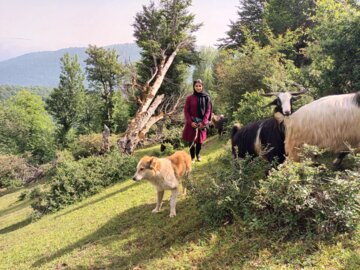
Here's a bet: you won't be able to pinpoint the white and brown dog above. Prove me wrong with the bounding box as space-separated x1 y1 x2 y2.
133 150 192 217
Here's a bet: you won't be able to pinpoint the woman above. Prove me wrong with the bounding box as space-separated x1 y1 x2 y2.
182 79 212 162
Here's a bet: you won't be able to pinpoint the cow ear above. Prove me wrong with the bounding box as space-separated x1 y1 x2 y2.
149 157 160 171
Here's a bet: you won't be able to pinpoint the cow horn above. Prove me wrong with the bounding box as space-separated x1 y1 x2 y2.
261 92 279 97
290 82 308 96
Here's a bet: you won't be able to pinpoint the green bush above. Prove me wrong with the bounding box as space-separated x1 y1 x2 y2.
255 156 360 236
31 151 137 215
232 90 273 126
193 147 360 237
0 154 39 189
192 151 270 225
69 133 120 159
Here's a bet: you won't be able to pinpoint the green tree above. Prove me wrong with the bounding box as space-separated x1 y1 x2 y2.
46 53 85 147
85 45 125 130
307 0 360 96
215 34 300 120
192 46 218 109
112 91 130 133
264 0 315 66
76 91 104 134
219 0 266 48
0 91 56 163
264 0 315 35
118 0 201 153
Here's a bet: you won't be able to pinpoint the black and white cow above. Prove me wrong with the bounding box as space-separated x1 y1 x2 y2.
231 87 307 164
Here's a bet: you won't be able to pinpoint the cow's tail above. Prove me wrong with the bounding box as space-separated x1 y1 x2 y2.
231 123 241 158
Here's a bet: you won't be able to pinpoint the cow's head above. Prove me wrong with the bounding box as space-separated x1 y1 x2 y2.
262 83 307 116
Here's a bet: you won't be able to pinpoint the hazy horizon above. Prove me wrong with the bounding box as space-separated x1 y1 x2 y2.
0 0 239 61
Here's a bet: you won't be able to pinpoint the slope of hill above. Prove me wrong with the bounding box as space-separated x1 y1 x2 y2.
0 43 141 87
0 138 359 269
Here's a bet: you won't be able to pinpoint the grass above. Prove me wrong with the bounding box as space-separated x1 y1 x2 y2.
0 136 359 269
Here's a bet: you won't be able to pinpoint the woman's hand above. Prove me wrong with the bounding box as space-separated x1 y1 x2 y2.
198 123 205 129
191 122 198 128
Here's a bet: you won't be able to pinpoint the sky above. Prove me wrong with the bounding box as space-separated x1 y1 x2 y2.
0 0 240 61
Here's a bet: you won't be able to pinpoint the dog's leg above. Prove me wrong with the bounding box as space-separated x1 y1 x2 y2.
152 190 164 213
182 173 190 196
182 184 187 196
169 188 178 217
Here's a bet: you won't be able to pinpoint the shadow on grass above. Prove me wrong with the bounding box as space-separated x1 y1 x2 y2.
55 181 139 219
0 200 32 218
32 200 333 270
0 217 32 234
32 198 207 269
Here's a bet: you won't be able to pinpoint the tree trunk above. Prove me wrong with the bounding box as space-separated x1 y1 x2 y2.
118 45 182 154
100 124 110 154
118 95 165 154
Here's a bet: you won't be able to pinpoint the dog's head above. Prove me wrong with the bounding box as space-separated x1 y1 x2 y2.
133 156 161 181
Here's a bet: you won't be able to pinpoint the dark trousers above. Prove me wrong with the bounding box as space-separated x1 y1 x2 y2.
189 142 202 159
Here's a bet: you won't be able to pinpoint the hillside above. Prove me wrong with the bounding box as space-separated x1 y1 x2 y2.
0 138 359 270
0 43 141 87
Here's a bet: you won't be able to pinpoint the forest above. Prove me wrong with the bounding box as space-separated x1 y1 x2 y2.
1 0 360 269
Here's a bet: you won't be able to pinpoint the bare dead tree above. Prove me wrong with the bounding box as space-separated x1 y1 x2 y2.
117 41 192 154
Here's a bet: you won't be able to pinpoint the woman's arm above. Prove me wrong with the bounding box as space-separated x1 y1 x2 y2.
202 100 212 126
184 96 192 125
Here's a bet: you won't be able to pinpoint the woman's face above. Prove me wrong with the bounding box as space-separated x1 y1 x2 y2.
194 82 203 93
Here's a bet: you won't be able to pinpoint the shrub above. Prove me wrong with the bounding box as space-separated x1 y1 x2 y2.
31 151 137 215
0 154 40 189
69 133 120 159
232 90 273 126
193 147 360 237
192 151 270 225
255 156 360 236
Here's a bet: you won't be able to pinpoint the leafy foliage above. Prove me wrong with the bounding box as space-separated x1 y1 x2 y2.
192 46 219 110
46 53 86 147
0 91 56 163
0 154 39 188
69 133 120 159
256 155 360 236
232 90 273 126
218 0 266 48
31 151 137 214
307 0 360 96
193 148 360 237
85 45 126 130
76 91 104 134
133 0 201 102
112 91 131 133
0 85 53 101
192 152 270 226
214 34 300 120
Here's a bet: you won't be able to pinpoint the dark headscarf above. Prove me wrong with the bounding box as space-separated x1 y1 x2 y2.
193 79 212 120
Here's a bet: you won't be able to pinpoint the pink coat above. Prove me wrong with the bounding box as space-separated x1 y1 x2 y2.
182 94 212 144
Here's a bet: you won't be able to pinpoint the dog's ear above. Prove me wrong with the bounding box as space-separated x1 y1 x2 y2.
148 157 160 171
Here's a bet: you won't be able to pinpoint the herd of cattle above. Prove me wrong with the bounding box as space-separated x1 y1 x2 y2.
229 84 360 166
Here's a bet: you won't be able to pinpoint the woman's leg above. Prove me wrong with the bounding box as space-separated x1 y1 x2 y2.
189 142 196 160
196 143 202 161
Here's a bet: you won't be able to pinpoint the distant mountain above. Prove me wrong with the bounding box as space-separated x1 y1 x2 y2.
0 43 141 87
